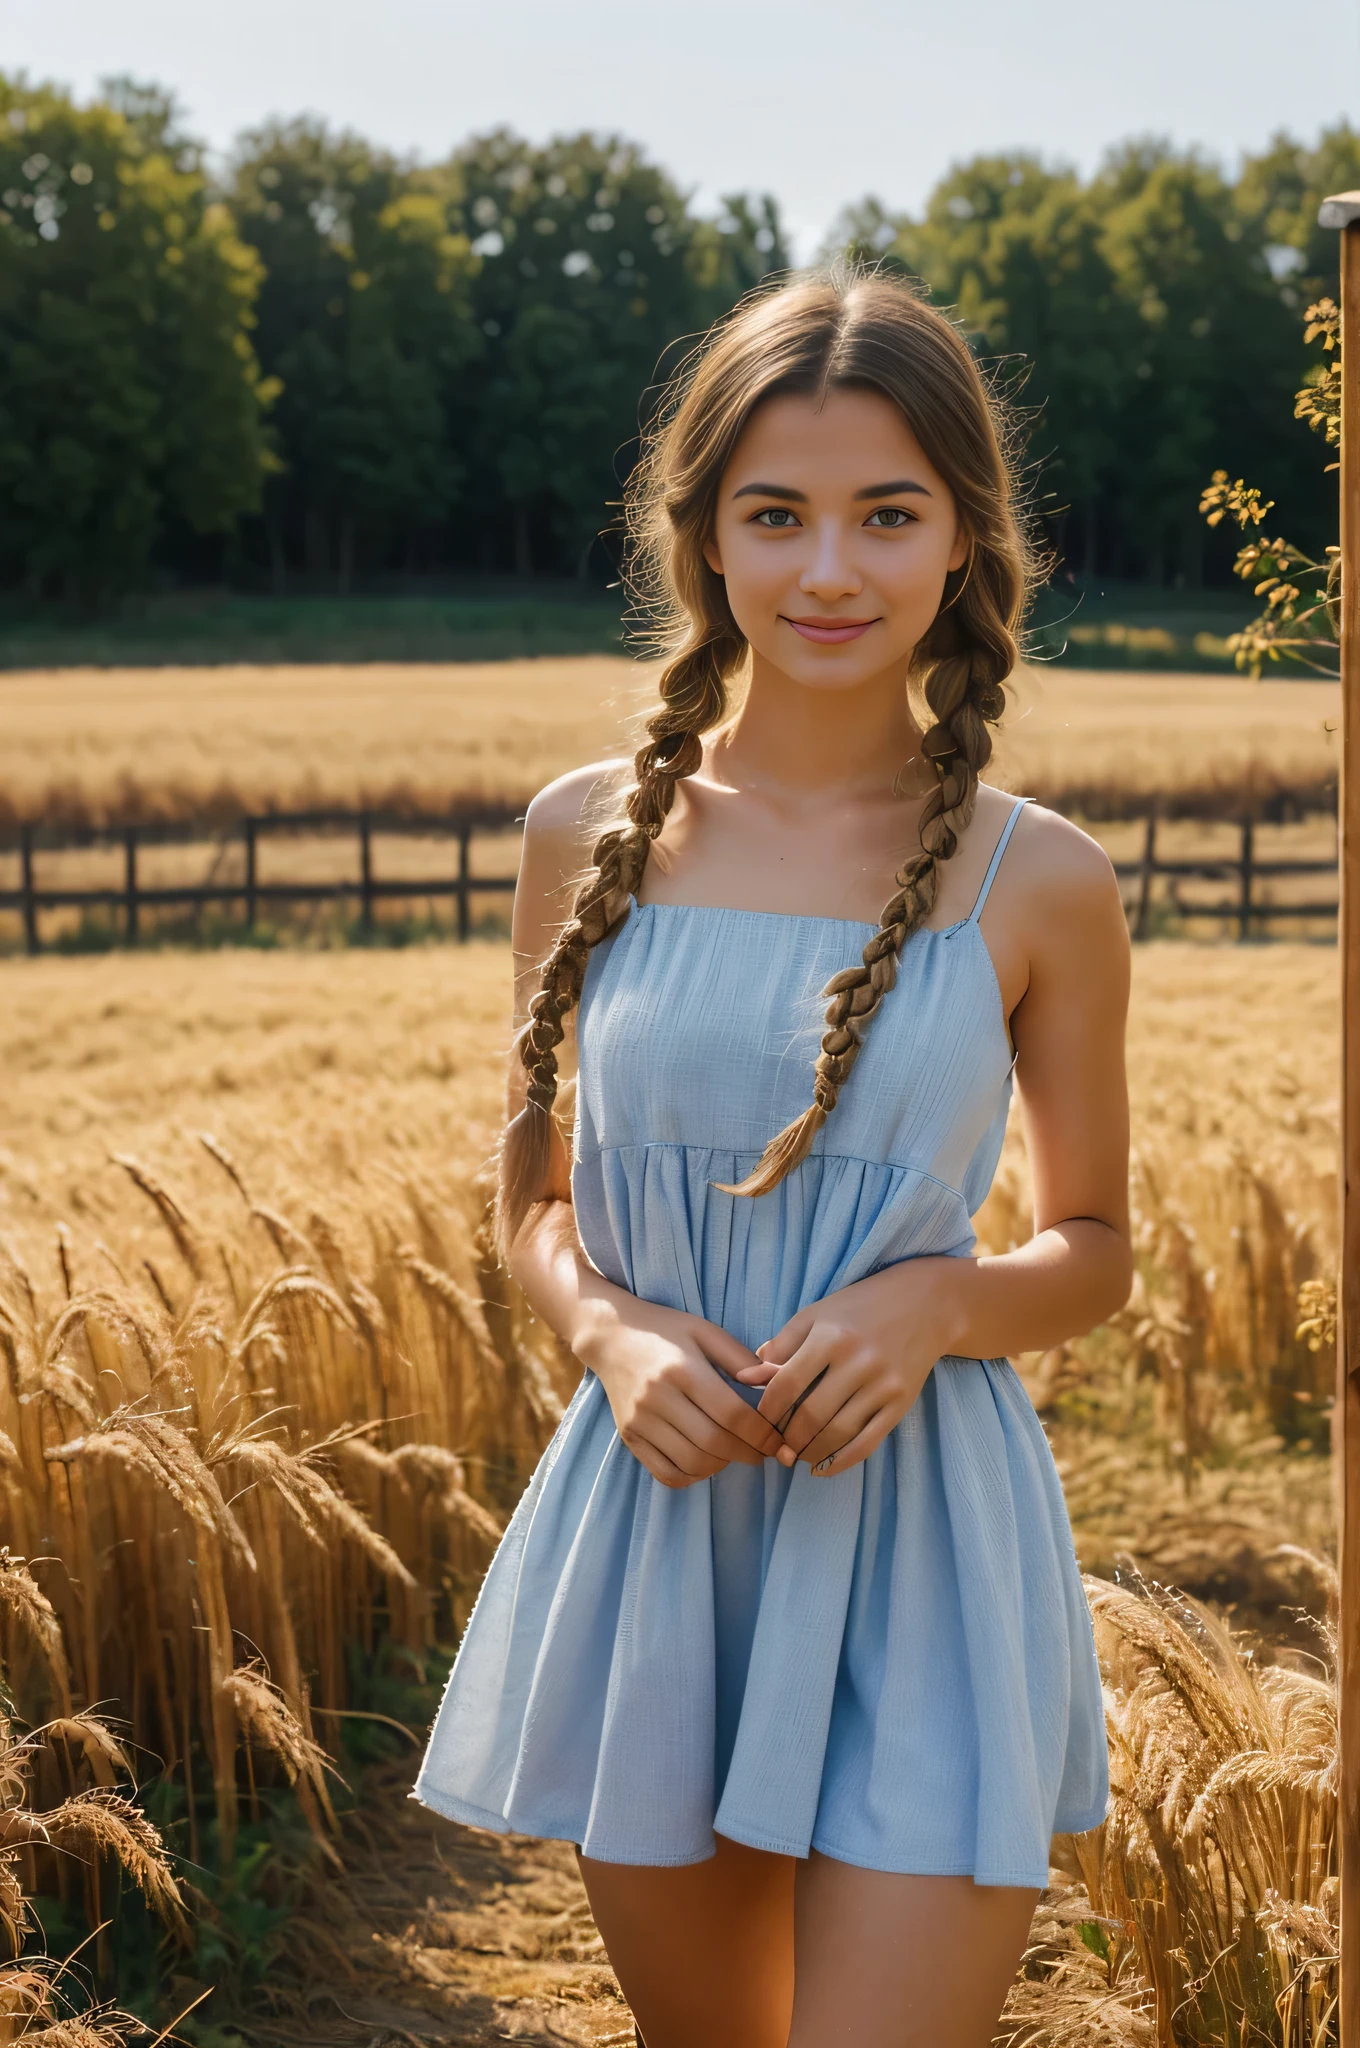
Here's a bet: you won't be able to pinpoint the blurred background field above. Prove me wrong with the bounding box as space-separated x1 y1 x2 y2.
0 578 1260 676
0 655 1340 827
0 657 1341 958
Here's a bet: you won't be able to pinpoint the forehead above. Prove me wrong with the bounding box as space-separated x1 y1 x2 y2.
724 385 937 485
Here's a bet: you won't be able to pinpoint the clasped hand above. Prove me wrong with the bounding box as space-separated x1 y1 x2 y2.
580 1261 958 1489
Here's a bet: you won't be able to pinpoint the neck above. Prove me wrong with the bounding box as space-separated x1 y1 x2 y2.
712 648 923 803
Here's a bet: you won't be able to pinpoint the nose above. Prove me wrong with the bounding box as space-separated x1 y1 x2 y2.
798 518 862 603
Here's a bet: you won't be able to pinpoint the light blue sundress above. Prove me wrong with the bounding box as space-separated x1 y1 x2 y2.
414 795 1110 1886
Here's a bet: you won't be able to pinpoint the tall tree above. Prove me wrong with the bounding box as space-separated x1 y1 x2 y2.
1235 122 1360 303
890 154 1135 577
443 130 787 574
0 74 272 605
227 120 479 587
1092 142 1307 581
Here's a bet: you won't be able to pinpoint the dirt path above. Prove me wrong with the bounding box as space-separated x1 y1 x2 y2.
252 1759 635 2047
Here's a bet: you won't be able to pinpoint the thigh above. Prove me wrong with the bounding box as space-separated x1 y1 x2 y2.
789 1851 1038 2048
577 1833 796 2048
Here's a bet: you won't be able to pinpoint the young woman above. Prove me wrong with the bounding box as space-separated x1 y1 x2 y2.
415 271 1132 2048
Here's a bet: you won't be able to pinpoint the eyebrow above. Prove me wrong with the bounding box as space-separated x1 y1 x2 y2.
855 479 932 500
730 478 933 502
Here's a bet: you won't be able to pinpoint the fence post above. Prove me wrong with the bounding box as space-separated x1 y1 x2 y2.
359 812 374 933
243 818 257 931
19 823 38 956
457 823 471 943
124 827 139 944
1239 816 1255 941
1135 813 1157 940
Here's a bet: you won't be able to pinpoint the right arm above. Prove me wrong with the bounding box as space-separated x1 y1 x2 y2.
504 765 783 1488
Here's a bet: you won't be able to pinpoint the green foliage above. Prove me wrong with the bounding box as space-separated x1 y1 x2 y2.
1078 1917 1112 1962
0 587 626 668
0 75 274 606
1235 121 1360 300
1199 301 1340 676
228 119 479 585
442 129 785 571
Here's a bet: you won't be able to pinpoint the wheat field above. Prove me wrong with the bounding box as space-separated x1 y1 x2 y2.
0 658 1341 830
0 927 1342 2042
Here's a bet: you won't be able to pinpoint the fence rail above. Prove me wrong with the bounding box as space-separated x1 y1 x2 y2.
1 809 520 954
1110 814 1338 938
0 806 1340 952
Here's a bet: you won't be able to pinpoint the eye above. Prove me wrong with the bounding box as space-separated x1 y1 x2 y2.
752 506 801 528
864 506 915 528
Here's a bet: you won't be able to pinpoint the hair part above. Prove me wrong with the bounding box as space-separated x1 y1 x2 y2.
496 266 1038 1257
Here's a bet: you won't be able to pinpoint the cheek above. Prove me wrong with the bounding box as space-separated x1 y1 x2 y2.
711 529 790 624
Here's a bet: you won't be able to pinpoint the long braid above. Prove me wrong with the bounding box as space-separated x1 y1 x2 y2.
496 627 742 1253
717 580 1011 1200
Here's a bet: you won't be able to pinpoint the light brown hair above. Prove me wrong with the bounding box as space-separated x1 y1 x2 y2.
498 268 1038 1255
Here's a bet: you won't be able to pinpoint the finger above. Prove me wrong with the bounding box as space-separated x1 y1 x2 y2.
692 1319 765 1381
754 1306 815 1370
642 1413 729 1482
756 1331 833 1432
655 1390 767 1467
624 1437 700 1489
779 1364 868 1458
795 1388 882 1469
732 1363 780 1387
808 1410 894 1478
682 1364 784 1458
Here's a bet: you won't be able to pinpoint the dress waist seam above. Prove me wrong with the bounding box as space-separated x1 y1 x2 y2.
572 1137 970 1205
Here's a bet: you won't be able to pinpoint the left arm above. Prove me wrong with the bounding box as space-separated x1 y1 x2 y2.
742 813 1133 1475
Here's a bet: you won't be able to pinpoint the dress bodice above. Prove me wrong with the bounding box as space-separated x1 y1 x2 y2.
570 801 1029 1352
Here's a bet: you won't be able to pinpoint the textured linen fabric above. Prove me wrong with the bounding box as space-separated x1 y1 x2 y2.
414 798 1110 1883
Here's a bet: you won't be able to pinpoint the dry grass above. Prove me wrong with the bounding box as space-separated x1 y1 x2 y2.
0 1557 185 2043
0 659 1341 831
0 934 1342 2042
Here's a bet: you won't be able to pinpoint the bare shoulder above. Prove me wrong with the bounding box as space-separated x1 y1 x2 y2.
522 758 629 882
513 759 630 968
1006 799 1125 929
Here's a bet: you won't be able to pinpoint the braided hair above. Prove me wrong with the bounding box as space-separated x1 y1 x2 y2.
498 268 1035 1252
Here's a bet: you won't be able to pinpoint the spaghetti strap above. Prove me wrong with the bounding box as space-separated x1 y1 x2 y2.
968 796 1033 923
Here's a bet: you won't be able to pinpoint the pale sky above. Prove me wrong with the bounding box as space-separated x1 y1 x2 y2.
5 0 1357 256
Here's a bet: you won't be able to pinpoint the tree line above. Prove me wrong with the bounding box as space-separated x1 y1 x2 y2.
1 70 1356 606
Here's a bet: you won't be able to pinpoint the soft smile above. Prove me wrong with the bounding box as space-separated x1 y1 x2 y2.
782 616 879 644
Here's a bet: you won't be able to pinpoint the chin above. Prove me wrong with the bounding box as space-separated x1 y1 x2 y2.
754 636 917 691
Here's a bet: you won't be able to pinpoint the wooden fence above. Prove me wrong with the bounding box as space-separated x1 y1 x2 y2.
0 805 1341 954
1120 813 1338 939
0 808 522 955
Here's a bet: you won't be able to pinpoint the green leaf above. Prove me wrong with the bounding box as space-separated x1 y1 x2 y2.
1079 1918 1112 1961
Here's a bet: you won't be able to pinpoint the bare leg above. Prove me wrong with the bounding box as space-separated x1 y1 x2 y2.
577 1834 795 2048
788 1852 1038 2048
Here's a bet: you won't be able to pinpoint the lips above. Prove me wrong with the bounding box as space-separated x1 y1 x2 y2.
784 617 878 644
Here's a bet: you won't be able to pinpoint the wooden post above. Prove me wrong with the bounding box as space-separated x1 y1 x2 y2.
19 823 38 956
243 818 258 931
359 813 374 933
1239 816 1254 942
123 826 139 944
1134 812 1156 940
1320 188 1360 2046
457 823 471 943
